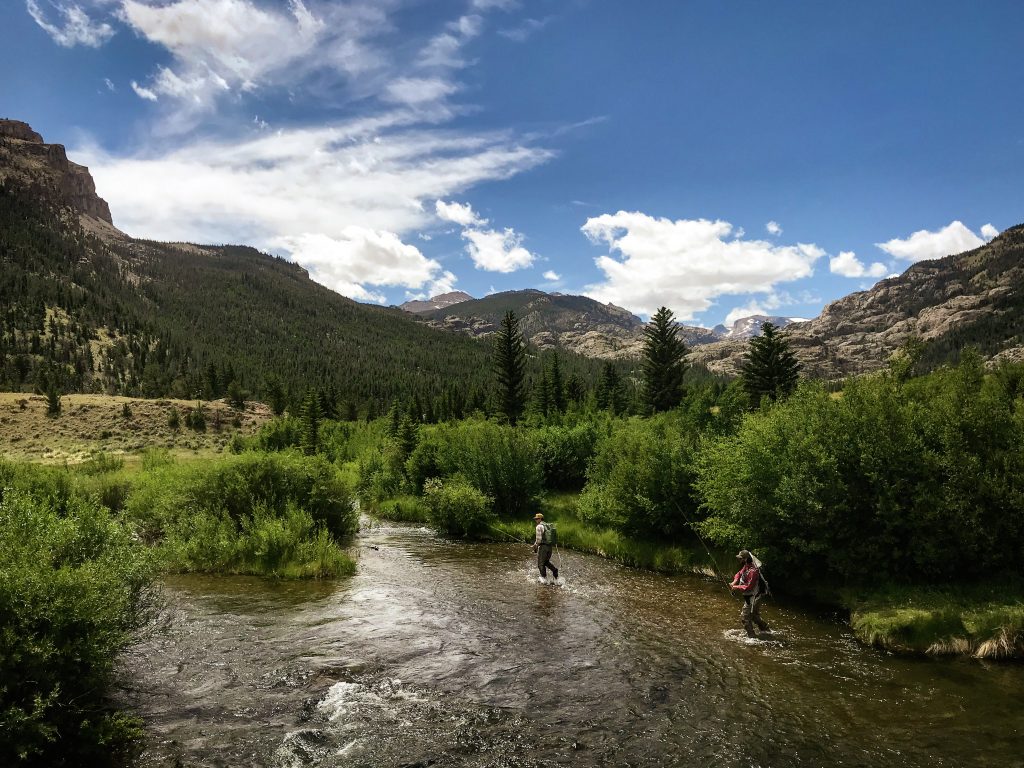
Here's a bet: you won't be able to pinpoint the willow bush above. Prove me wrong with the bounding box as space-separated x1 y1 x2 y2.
697 357 1024 588
0 485 154 765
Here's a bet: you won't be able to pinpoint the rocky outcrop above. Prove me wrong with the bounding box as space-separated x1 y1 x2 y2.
400 291 474 313
691 226 1024 377
0 119 44 143
0 118 113 225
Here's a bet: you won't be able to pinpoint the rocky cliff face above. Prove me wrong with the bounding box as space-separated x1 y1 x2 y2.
0 118 113 225
691 226 1024 377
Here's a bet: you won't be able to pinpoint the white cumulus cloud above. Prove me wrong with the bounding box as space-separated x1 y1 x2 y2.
766 220 782 236
876 220 998 262
543 270 560 281
273 228 443 304
26 0 115 47
829 251 888 279
76 118 552 301
723 300 770 328
580 212 824 319
435 200 486 227
463 227 535 272
435 200 535 272
980 223 1000 240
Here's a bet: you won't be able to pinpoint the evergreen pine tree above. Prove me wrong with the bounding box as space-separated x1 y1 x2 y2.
300 391 322 455
641 306 687 413
547 353 566 412
740 321 801 406
387 402 402 437
205 362 221 399
265 375 287 416
227 379 246 410
565 373 586 405
46 385 61 416
534 373 552 417
492 310 526 426
395 414 419 460
597 361 626 414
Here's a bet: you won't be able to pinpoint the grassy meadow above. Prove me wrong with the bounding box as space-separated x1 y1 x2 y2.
0 392 274 463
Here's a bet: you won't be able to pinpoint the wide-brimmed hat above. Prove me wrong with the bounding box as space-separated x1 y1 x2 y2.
533 513 544 520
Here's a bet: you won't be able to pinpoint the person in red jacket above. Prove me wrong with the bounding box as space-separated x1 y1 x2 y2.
730 549 770 638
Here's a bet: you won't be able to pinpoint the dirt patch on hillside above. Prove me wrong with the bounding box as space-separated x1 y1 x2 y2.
0 393 274 463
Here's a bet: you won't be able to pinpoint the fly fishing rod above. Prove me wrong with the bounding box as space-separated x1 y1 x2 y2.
671 499 741 600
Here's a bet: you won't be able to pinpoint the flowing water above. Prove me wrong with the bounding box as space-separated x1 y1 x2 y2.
120 522 1023 767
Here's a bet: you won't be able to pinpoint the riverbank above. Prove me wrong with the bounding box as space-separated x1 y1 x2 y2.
365 491 1023 660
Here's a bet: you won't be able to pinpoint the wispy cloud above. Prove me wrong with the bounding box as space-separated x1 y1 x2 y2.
581 211 825 319
26 0 115 47
876 220 998 262
499 16 552 42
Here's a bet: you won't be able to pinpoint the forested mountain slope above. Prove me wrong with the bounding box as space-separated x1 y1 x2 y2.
0 120 606 413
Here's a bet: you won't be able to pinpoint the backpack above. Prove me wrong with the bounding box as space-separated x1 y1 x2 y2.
540 522 557 546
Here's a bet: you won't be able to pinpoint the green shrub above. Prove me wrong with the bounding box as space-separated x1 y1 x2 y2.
78 452 125 475
356 445 407 505
0 488 153 765
375 494 430 523
535 422 598 490
123 452 358 575
696 360 1024 589
441 421 544 518
423 476 495 538
577 413 701 539
159 500 355 578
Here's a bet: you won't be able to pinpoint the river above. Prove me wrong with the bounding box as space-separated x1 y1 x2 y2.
119 521 1023 767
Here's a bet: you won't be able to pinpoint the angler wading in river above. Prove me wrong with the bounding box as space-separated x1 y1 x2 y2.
730 549 771 638
532 513 561 585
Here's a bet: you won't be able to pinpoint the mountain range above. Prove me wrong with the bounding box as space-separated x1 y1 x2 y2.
0 119 608 410
2 117 1022 399
399 290 806 359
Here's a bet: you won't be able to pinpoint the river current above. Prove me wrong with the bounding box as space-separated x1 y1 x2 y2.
119 521 1023 767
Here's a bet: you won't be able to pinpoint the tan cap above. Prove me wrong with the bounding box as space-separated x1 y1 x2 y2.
533 513 544 519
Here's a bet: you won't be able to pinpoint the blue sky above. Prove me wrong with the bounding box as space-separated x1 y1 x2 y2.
3 0 1022 326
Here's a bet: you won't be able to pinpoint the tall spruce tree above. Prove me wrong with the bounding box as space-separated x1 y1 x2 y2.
547 353 566 413
596 361 626 414
740 321 801 405
300 390 322 455
565 373 586 405
641 306 687 413
493 309 526 425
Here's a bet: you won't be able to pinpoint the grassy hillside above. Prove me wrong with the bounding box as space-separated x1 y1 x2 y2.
0 392 272 462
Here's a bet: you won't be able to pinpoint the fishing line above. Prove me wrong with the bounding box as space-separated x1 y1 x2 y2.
671 499 740 600
488 523 528 544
